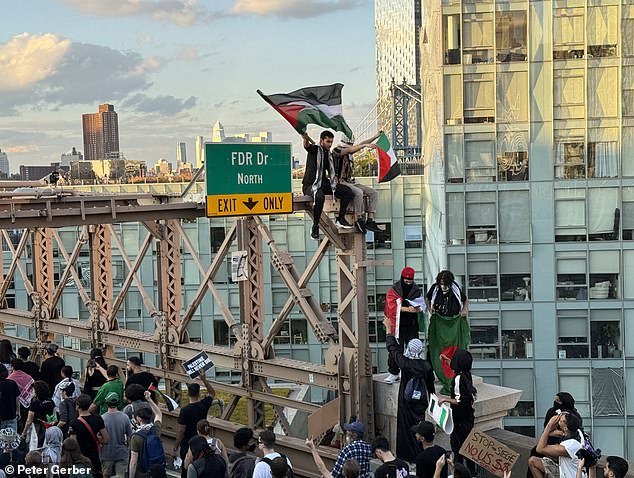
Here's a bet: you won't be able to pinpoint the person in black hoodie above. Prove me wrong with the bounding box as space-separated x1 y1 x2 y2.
383 267 424 383
228 427 256 478
439 349 476 474
384 317 435 463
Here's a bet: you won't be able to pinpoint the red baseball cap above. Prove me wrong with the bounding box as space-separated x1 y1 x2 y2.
401 267 415 280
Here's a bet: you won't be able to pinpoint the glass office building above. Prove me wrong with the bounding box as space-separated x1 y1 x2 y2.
420 0 634 456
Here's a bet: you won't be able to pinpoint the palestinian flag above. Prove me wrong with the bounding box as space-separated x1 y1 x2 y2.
148 384 179 412
257 84 353 138
375 132 400 183
427 313 471 395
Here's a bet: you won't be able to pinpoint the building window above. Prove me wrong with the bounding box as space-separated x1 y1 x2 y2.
553 7 585 59
469 311 499 359
589 250 619 299
554 68 585 120
588 188 618 241
501 311 532 359
587 6 618 58
555 142 585 179
496 11 527 63
559 369 591 418
588 67 619 119
463 12 493 64
591 310 622 359
555 188 586 241
503 368 534 416
556 252 587 300
446 134 464 182
624 5 634 57
500 252 530 302
622 67 634 118
444 74 463 125
213 320 229 346
588 142 618 178
623 187 634 239
465 133 496 182
443 14 461 65
558 310 589 358
466 191 496 244
497 71 529 124
497 132 529 181
591 368 624 417
404 224 423 248
210 226 226 253
467 253 498 302
464 74 495 124
366 223 391 249
499 190 530 244
447 193 465 244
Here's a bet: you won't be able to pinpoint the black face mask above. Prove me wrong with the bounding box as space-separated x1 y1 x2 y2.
248 443 257 453
553 401 561 411
401 279 413 297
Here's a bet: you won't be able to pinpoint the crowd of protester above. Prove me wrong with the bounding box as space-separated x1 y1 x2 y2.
0 331 626 478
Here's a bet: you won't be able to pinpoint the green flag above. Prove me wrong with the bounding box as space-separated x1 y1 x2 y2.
427 313 471 395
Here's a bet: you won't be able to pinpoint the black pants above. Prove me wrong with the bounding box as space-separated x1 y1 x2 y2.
451 419 476 475
304 183 353 227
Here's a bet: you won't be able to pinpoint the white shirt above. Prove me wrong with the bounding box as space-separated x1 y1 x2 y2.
252 452 292 478
559 436 584 478
52 378 81 409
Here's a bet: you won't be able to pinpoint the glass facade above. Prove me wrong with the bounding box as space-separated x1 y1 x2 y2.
421 0 634 457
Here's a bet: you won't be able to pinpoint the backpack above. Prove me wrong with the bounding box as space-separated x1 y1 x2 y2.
261 454 294 478
229 454 256 478
404 375 427 406
135 425 166 473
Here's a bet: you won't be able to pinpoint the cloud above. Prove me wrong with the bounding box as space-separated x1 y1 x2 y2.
0 33 196 118
0 33 72 94
229 0 366 18
3 145 40 153
123 94 197 115
60 0 208 26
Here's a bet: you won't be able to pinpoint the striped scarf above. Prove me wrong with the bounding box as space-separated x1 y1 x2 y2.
311 146 337 203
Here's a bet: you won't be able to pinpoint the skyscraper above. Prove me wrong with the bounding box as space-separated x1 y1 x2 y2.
375 0 421 132
60 147 83 168
82 104 120 161
176 142 187 165
0 149 8 177
211 121 226 143
195 135 204 169
420 0 633 454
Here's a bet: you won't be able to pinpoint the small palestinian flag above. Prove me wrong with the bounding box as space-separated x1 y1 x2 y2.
375 132 401 183
149 384 179 412
257 84 353 138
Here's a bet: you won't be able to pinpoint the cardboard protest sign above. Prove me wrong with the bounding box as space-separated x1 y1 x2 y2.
459 429 520 478
183 351 214 379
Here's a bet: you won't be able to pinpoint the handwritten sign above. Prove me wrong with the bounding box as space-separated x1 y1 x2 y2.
459 430 520 478
182 351 214 379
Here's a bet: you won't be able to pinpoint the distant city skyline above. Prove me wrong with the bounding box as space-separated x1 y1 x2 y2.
0 0 376 173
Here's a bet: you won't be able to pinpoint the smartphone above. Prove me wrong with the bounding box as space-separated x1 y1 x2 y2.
445 451 453 461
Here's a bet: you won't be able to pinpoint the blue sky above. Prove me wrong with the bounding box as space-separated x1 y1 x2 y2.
0 0 376 172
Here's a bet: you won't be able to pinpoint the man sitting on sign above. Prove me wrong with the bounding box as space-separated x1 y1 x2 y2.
425 270 470 395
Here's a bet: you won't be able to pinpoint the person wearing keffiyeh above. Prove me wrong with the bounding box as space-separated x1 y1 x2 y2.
301 130 354 241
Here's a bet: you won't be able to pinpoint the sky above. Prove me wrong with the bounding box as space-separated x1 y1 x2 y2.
0 0 377 173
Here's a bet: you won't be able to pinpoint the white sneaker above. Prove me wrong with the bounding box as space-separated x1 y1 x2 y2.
383 373 400 384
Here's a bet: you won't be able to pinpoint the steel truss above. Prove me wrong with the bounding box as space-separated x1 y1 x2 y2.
0 191 375 477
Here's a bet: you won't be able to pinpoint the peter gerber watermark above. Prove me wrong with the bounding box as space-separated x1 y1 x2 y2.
5 464 92 475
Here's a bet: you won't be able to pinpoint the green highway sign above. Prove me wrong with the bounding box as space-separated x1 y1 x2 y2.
205 143 293 217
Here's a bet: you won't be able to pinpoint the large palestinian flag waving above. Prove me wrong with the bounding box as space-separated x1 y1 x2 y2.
375 132 401 183
257 84 353 139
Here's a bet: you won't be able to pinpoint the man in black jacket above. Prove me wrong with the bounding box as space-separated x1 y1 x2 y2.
228 427 256 478
302 130 354 240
